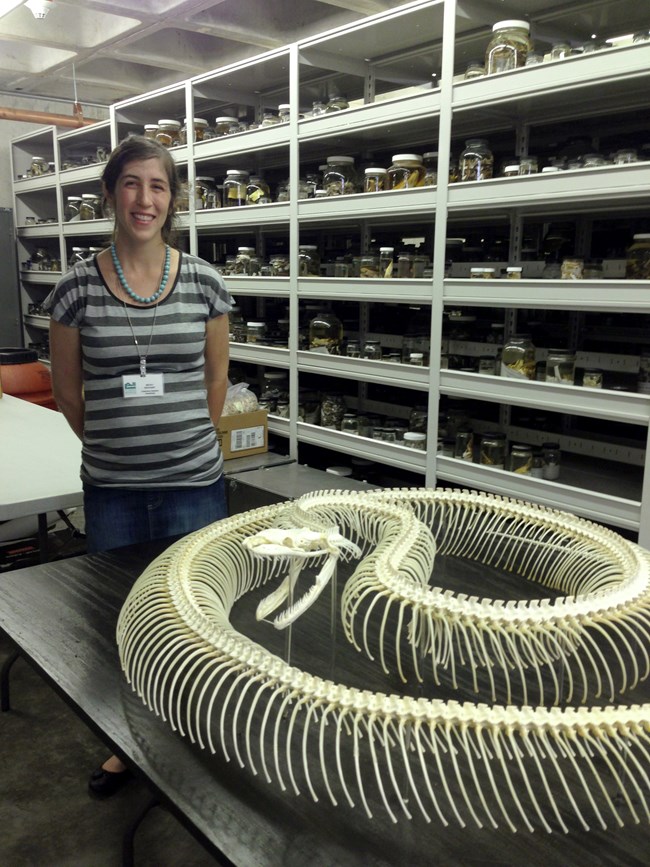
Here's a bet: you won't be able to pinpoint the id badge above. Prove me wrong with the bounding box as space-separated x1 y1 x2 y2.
122 373 165 398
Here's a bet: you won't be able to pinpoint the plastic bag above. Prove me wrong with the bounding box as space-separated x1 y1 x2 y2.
222 382 259 415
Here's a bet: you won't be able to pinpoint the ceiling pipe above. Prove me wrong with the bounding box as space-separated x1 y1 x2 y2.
0 103 96 128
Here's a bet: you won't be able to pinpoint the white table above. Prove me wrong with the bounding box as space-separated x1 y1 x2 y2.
0 395 82 559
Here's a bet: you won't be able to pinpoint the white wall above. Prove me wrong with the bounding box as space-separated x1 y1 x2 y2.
0 95 109 206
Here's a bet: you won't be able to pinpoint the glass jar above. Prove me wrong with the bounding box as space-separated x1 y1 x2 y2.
485 20 532 75
542 442 561 480
246 176 271 205
561 258 584 280
502 164 520 177
387 154 425 190
470 267 496 279
363 339 382 360
233 247 257 275
320 392 346 429
582 369 603 389
464 62 485 80
409 405 428 433
582 153 607 168
299 245 320 276
278 104 291 123
270 254 290 277
506 266 523 279
341 412 359 435
364 167 387 193
195 176 218 210
550 43 572 60
460 138 494 181
403 432 426 451
510 443 533 474
545 349 576 384
379 247 394 279
454 429 474 461
180 117 209 144
260 110 280 128
408 352 424 366
525 53 543 66
223 170 249 207
613 149 638 165
228 307 247 343
359 253 381 278
29 155 49 176
143 124 159 141
480 432 507 468
324 156 358 196
412 255 429 278
326 95 349 112
262 369 288 399
626 234 650 279
345 339 361 358
64 196 82 222
311 100 326 117
246 321 267 343
501 334 536 379
422 151 438 186
478 355 497 375
309 310 343 354
79 193 100 221
519 156 538 175
68 246 88 268
638 354 650 394
155 119 181 148
214 116 239 137
397 252 414 279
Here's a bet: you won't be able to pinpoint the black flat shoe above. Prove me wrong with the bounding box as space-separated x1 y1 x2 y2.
88 765 132 798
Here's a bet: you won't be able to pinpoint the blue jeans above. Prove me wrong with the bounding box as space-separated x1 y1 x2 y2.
83 476 227 553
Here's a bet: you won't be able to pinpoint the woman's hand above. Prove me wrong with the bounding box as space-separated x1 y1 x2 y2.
49 320 84 439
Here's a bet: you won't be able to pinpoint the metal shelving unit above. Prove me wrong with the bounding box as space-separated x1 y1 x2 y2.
10 0 650 543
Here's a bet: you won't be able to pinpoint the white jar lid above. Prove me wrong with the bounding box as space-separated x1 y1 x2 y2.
365 167 387 174
380 247 394 252
264 370 287 379
471 267 495 272
278 103 291 110
410 353 424 358
144 124 159 130
67 195 82 200
493 19 530 31
157 119 181 127
507 266 523 271
81 193 98 199
247 321 265 327
299 244 318 250
423 151 439 158
504 164 520 172
195 176 215 182
326 155 355 163
392 153 423 162
226 169 249 175
633 233 650 239
404 432 426 440
541 166 561 173
183 117 208 125
237 246 256 252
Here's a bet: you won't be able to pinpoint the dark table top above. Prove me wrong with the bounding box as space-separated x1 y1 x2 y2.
1 542 649 867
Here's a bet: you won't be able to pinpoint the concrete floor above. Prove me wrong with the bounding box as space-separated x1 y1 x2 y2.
0 631 220 867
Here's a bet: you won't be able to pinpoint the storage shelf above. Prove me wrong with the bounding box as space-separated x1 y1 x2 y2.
440 370 650 425
20 271 60 285
298 187 436 223
59 165 104 187
297 350 430 390
195 203 290 229
23 314 50 329
62 218 112 237
299 277 433 303
298 422 427 474
229 343 290 367
17 224 60 238
13 175 56 194
227 276 290 297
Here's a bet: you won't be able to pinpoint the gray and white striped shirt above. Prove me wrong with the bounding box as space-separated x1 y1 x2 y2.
45 252 233 489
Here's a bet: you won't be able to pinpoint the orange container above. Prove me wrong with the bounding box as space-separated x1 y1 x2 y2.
0 348 57 410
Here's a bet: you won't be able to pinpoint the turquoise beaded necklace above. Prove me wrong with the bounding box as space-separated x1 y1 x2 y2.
111 243 171 304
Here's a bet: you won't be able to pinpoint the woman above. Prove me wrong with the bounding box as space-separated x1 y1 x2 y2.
45 135 233 796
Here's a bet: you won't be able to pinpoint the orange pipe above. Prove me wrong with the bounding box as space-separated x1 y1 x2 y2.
0 104 97 128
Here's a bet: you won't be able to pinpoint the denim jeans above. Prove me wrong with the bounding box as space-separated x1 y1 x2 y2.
83 476 227 553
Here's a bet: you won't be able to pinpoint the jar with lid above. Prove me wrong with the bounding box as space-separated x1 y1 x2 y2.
79 193 100 221
68 246 88 268
270 254 290 277
320 392 346 429
525 53 543 66
464 62 485 80
519 156 538 175
341 412 359 435
638 353 650 394
359 252 381 278
233 247 257 275
626 234 650 279
180 117 210 144
275 399 290 418
542 442 561 480
454 429 474 461
363 339 382 360
545 349 576 384
561 258 584 279
364 167 387 193
460 139 494 181
506 266 523 279
531 450 545 478
404 432 426 451
582 369 603 389
422 151 438 186
246 321 267 343
480 432 506 468
613 148 638 165
64 196 82 222
228 306 247 343
155 119 181 148
260 110 280 128
502 163 520 177
550 43 572 60
326 95 349 112
387 154 425 190
195 176 218 210
278 104 291 123
299 245 320 276
304 173 319 198
262 370 289 401
485 20 532 74
143 124 159 141
397 252 414 279
379 247 394 279
408 352 424 366
309 310 343 354
470 267 496 279
582 153 607 168
345 338 361 358
324 156 358 196
311 100 326 117
223 170 249 207
478 355 497 375
501 334 536 379
510 443 533 474
409 405 428 433
214 116 239 137
29 156 49 176
246 175 271 205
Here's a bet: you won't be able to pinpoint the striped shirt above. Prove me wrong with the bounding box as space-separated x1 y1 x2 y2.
44 252 233 489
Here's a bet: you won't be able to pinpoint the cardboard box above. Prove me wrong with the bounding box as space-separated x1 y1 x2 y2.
217 409 268 460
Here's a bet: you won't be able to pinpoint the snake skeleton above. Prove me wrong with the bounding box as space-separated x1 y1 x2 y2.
117 488 650 833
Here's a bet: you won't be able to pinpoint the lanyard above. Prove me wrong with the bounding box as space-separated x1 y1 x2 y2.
123 301 158 377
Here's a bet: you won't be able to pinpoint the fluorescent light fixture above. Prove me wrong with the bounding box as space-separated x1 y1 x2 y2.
25 0 52 18
0 0 24 19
